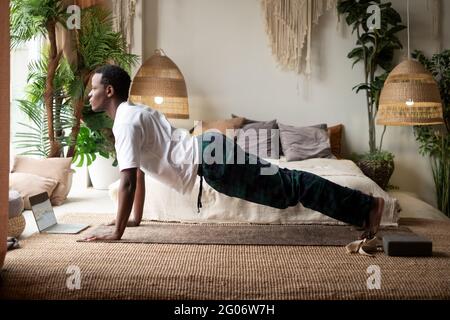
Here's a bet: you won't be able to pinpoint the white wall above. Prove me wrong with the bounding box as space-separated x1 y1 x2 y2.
142 0 449 208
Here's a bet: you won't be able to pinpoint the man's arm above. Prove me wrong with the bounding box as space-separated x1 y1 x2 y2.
131 169 145 226
102 169 145 228
114 168 138 238
85 168 137 241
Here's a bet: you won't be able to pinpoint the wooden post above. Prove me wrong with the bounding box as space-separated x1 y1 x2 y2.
0 0 10 269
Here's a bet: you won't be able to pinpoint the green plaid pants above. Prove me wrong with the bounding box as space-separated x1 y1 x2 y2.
196 132 374 227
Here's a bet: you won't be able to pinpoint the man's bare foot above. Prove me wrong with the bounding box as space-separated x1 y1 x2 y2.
360 197 384 239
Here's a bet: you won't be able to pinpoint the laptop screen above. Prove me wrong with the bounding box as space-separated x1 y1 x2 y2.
29 192 57 231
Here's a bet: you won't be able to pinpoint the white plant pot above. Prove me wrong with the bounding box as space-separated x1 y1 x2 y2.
87 155 121 190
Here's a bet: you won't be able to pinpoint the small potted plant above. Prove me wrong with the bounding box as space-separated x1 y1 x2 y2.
352 150 394 190
337 0 405 189
73 123 119 189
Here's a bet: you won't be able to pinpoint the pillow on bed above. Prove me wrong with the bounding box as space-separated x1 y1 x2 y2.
279 123 334 161
236 119 280 159
328 124 344 159
230 114 344 157
192 117 245 139
233 115 343 159
231 114 268 125
232 114 282 157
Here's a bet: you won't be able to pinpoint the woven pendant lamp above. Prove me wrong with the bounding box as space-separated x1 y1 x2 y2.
129 49 189 119
376 59 444 126
376 0 444 126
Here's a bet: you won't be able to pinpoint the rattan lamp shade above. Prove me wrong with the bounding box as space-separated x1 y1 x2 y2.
376 59 444 126
129 49 189 119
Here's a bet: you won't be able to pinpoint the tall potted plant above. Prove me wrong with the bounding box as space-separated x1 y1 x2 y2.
11 0 69 157
413 50 450 217
65 6 138 158
12 1 137 163
337 0 405 189
14 51 75 157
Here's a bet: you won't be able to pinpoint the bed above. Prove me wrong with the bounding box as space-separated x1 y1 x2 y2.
109 157 401 227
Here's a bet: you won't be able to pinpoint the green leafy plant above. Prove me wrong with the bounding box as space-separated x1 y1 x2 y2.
72 126 116 167
11 0 70 157
413 50 450 216
350 150 395 190
65 6 138 158
337 0 406 154
14 51 75 156
337 0 406 190
353 150 394 163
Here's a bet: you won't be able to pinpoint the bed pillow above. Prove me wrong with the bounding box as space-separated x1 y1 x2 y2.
11 156 73 206
231 114 265 125
192 117 245 139
9 172 59 209
231 115 343 158
232 114 281 157
328 124 344 159
279 123 334 161
236 119 280 159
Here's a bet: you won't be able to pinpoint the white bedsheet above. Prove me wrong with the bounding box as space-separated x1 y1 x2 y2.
109 158 401 226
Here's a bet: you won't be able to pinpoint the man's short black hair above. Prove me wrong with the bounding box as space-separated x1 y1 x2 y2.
95 65 131 102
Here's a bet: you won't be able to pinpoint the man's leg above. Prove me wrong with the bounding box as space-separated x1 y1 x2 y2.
199 132 376 228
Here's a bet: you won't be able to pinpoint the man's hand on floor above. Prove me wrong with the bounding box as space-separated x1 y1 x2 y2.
84 229 122 241
104 219 140 227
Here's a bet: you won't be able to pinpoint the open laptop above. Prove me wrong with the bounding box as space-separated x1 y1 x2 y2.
29 192 89 234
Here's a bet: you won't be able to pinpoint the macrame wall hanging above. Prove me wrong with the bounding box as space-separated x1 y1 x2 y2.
427 0 441 47
261 0 337 75
112 0 137 53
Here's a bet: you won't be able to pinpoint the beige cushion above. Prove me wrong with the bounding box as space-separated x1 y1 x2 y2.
9 172 59 209
192 117 245 139
11 156 73 206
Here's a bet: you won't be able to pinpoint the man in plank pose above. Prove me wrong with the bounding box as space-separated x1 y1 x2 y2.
84 65 384 242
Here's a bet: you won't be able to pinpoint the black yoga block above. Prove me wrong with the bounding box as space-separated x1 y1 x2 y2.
383 234 433 257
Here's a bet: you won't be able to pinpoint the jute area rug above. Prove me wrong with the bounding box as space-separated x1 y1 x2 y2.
80 221 413 245
1 214 449 300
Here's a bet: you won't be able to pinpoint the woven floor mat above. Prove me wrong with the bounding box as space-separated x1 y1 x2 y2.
1 214 449 300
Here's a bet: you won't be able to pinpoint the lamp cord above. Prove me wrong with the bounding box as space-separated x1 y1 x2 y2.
407 0 411 59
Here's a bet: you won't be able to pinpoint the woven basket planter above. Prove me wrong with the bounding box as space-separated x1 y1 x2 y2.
8 214 26 238
356 159 395 190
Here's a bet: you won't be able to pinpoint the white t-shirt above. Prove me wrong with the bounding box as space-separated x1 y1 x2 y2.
113 102 199 194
